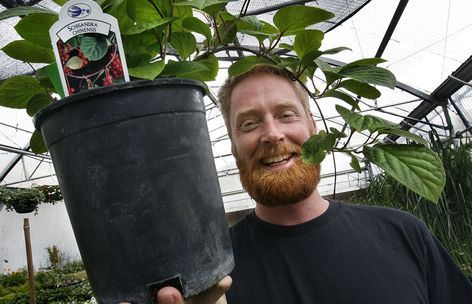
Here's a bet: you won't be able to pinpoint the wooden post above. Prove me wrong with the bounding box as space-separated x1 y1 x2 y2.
23 218 35 304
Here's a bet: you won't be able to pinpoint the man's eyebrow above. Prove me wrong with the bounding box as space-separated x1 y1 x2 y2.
234 107 258 120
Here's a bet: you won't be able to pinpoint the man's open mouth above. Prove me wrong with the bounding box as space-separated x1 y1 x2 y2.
261 153 296 166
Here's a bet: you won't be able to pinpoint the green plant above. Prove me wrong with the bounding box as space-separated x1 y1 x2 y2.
34 185 63 204
351 138 472 278
0 0 445 202
0 186 45 214
46 245 64 270
0 260 92 304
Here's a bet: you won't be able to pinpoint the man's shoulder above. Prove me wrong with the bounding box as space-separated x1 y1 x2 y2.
336 200 429 233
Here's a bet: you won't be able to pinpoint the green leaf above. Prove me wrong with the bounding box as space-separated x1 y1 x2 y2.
170 32 197 60
14 13 57 48
27 94 52 117
183 54 218 81
273 5 334 36
45 63 64 98
293 30 324 59
122 31 159 57
174 0 229 16
237 18 277 44
336 105 396 132
128 60 165 80
127 0 160 22
343 151 362 173
161 60 209 77
340 58 386 70
79 36 108 61
107 0 135 32
30 130 48 154
182 17 212 42
339 65 397 89
322 90 359 110
228 56 273 77
379 128 428 145
301 130 337 164
363 144 446 203
53 0 68 5
0 7 56 21
0 76 44 109
339 79 381 99
172 5 193 31
215 19 237 45
2 40 54 63
329 127 347 139
122 17 175 35
322 47 351 55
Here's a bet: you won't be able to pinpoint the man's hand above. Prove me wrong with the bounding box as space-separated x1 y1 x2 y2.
157 276 232 304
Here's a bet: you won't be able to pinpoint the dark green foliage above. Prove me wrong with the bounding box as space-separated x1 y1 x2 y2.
351 140 472 277
0 261 92 303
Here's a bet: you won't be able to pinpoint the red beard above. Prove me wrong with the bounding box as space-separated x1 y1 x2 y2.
235 143 321 207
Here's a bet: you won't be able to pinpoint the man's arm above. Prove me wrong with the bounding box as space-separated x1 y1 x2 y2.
157 276 232 304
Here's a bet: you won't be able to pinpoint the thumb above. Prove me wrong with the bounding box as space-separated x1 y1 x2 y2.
157 286 184 304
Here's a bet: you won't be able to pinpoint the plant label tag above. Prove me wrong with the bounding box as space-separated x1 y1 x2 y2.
49 0 130 97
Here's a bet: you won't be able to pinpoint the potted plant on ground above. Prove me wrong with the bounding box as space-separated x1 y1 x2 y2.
0 0 446 302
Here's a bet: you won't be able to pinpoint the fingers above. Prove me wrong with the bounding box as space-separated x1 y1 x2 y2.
188 276 232 304
156 276 232 304
157 286 184 304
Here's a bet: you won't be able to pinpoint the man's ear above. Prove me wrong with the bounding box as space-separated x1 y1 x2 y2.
309 112 317 134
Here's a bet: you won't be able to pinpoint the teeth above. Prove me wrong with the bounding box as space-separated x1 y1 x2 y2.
263 154 291 165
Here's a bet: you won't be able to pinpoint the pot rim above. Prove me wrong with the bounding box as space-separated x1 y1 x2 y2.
33 78 207 130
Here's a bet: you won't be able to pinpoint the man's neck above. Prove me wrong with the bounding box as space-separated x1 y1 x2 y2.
254 190 329 225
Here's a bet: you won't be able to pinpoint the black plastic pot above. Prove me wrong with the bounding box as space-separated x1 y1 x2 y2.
34 79 234 303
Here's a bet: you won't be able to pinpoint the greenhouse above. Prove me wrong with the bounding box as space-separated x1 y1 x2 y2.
0 0 471 303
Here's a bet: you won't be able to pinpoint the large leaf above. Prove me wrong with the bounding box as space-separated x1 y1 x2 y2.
182 16 212 42
45 63 64 98
107 0 135 32
273 5 334 36
26 94 52 117
175 0 229 16
293 30 324 59
79 36 108 61
339 65 396 89
30 130 48 154
0 7 56 21
161 60 209 77
339 79 381 99
363 144 446 203
14 13 58 48
182 54 218 81
322 90 359 110
340 58 386 70
228 56 273 77
122 31 159 57
301 130 341 164
237 18 278 44
2 40 54 63
336 105 396 132
127 0 160 22
170 32 197 60
128 60 165 80
0 76 44 109
122 17 174 35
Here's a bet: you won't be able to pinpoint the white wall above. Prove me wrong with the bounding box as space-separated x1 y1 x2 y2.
0 202 81 274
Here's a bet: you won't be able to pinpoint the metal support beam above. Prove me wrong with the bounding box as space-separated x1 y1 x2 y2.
375 0 408 58
386 55 472 142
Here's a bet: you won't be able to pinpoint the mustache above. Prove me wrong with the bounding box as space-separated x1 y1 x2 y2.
252 143 302 162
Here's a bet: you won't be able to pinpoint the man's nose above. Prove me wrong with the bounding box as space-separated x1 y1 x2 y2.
261 118 285 144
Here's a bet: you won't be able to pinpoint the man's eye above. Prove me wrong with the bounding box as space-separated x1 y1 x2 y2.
279 112 297 120
240 120 258 130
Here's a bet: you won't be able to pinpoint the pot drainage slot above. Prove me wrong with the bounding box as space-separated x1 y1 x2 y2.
148 275 183 303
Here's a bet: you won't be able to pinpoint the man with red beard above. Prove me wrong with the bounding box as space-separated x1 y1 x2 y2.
157 65 472 304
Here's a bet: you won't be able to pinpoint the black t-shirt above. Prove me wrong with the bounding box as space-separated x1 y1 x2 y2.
227 201 472 304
